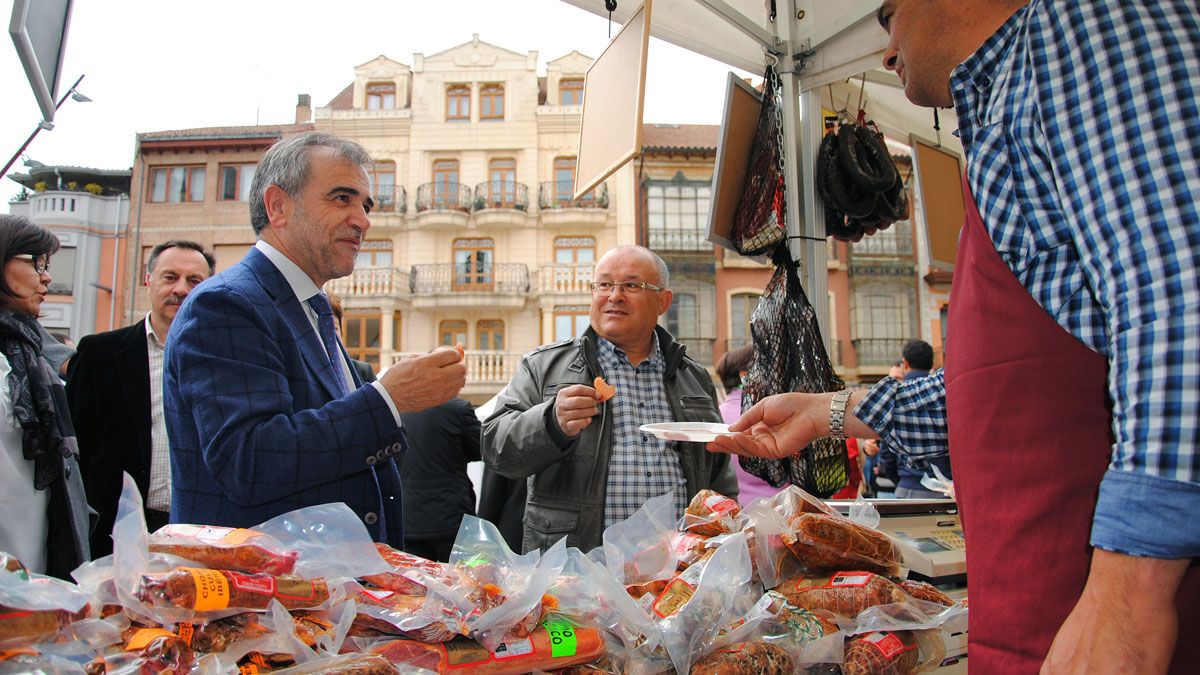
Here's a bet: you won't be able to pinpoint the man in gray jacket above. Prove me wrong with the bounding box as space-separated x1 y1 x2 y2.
483 245 737 553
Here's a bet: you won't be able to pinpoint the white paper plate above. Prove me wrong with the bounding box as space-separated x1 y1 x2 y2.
639 422 731 442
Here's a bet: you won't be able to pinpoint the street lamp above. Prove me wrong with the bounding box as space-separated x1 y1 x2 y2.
1 73 91 181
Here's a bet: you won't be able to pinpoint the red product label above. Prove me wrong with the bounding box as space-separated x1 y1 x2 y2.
227 571 275 596
704 494 738 515
863 632 914 659
830 572 874 587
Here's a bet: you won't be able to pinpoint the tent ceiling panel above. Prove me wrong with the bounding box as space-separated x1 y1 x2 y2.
561 0 772 72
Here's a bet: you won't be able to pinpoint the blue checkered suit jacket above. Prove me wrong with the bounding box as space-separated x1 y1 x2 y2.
164 247 404 542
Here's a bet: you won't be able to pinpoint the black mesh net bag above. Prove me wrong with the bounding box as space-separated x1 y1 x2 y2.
738 255 851 497
730 66 787 257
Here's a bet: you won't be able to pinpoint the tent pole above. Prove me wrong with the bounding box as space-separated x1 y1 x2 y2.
777 0 830 340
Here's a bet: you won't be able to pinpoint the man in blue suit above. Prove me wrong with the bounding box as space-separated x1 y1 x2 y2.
164 132 466 544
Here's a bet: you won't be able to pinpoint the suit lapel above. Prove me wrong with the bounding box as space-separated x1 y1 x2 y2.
244 248 343 401
116 320 153 469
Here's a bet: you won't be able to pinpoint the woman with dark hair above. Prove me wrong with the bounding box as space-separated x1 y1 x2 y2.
0 215 90 577
715 345 782 505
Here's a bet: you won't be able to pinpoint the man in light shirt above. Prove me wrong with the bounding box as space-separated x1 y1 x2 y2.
68 240 214 556
164 132 465 543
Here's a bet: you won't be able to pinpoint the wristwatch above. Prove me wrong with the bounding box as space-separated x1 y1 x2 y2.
828 390 852 439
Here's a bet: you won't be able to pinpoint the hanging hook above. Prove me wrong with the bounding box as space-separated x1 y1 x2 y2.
606 0 617 38
764 49 780 68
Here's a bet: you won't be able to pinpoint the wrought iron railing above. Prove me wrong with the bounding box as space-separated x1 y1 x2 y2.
415 182 472 213
852 337 907 366
473 181 529 211
538 181 609 209
536 264 593 294
848 221 913 256
409 263 530 295
648 229 712 252
325 267 408 297
372 185 407 214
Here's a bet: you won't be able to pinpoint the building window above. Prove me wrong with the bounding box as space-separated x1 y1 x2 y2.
149 166 205 203
439 320 467 347
553 157 576 202
647 176 712 251
554 236 595 265
453 238 494 291
729 292 761 350
219 163 256 202
480 83 504 120
664 278 716 365
433 159 460 208
355 240 393 268
553 306 590 342
486 158 516 208
366 82 396 110
447 84 470 121
851 283 914 365
343 312 381 368
476 320 505 351
560 78 583 105
47 246 76 296
371 161 397 211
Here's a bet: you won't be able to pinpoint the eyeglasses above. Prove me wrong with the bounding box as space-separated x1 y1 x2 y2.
12 254 50 275
589 280 665 296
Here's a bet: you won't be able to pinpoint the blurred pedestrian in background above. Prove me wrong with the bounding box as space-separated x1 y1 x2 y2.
715 344 782 505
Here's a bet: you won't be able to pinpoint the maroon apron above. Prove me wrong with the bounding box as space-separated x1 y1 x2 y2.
944 184 1199 672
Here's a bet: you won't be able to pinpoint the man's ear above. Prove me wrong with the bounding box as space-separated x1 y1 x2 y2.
143 273 151 287
657 288 674 315
262 184 291 228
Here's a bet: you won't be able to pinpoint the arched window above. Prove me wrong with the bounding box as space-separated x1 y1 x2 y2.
480 83 505 120
446 84 470 121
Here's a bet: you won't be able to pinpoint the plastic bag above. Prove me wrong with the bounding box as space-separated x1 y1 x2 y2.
0 567 95 649
449 516 567 650
600 491 678 585
679 490 743 537
842 629 946 675
781 512 903 577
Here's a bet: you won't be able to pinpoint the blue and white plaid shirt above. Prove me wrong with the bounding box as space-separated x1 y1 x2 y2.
857 0 1199 558
596 335 688 527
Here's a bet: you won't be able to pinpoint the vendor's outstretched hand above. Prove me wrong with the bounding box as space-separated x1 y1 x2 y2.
706 392 824 459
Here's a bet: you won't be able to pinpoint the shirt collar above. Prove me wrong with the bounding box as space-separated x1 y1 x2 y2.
950 4 1027 139
255 240 322 303
597 332 664 370
144 312 164 350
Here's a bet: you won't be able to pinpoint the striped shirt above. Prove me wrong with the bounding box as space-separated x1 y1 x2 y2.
145 315 171 512
857 0 1200 558
596 335 688 526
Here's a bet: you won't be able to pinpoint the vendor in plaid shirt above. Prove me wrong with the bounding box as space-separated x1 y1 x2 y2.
483 246 737 553
710 1 1199 673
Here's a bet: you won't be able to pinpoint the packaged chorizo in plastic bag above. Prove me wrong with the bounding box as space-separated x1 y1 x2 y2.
842 629 945 675
134 566 332 614
691 641 795 675
361 545 456 596
777 571 965 638
448 516 567 650
271 652 401 674
347 584 459 643
148 524 298 576
369 615 606 675
679 490 743 537
599 492 678 585
781 513 903 577
0 566 94 649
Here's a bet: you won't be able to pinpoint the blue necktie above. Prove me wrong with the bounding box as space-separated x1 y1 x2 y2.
306 292 399 545
306 293 350 395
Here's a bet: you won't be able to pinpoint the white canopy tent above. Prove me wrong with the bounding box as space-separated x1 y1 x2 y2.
562 0 959 335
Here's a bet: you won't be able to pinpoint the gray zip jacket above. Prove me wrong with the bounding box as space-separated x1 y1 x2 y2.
482 326 738 553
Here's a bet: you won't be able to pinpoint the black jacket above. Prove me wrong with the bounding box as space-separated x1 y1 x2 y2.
65 320 153 557
397 398 481 539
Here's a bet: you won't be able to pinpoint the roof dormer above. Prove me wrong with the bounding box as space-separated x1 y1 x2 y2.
353 55 412 110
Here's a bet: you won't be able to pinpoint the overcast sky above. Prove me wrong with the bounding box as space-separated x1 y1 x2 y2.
1 0 752 204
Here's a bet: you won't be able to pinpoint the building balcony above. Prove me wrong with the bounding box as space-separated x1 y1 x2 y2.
852 337 907 366
409 263 529 309
325 267 409 298
648 229 713 252
848 221 913 258
391 350 522 398
472 181 530 228
414 182 471 229
372 185 407 215
533 263 594 296
537 182 609 228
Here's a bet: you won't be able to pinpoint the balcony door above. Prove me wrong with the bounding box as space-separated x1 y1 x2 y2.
433 159 460 208
343 313 381 369
553 236 595 291
439 320 467 347
554 157 576 203
453 238 494 291
371 162 396 211
476 320 505 351
488 159 516 207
